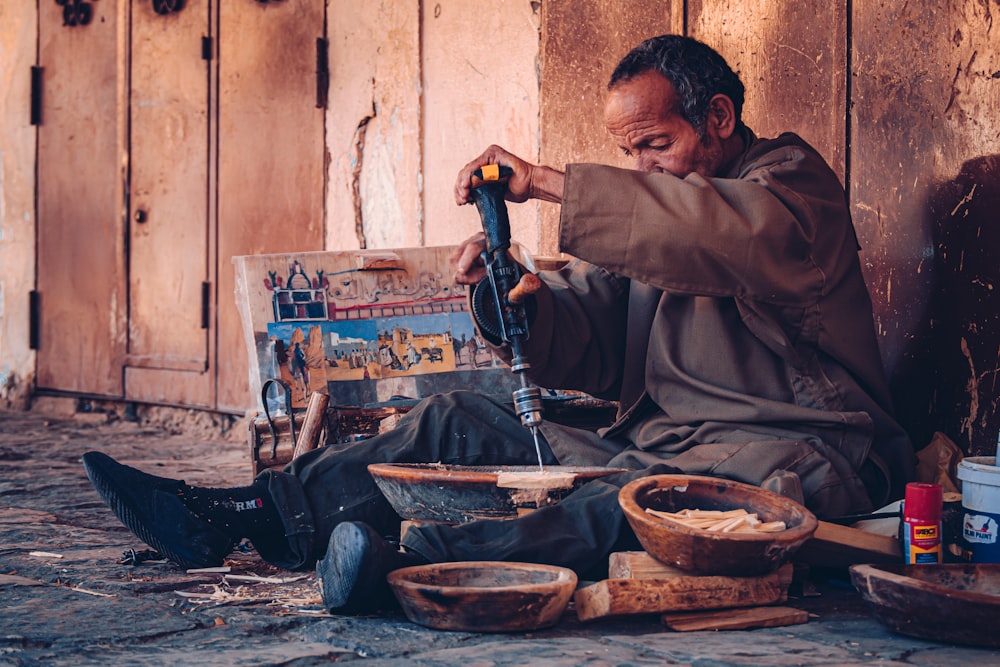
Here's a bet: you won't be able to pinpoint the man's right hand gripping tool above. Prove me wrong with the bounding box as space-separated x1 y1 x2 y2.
468 165 546 470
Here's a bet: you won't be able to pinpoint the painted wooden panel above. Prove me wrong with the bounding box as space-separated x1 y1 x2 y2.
216 1 325 413
689 0 847 181
538 1 678 255
853 1 1000 455
421 1 541 252
233 248 518 411
35 0 126 396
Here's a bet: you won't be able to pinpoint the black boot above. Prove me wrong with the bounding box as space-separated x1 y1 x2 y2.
317 521 427 614
83 451 236 569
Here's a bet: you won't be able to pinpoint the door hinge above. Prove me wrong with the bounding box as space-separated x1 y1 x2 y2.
30 66 43 126
29 291 40 350
316 38 329 109
202 36 213 61
201 282 211 329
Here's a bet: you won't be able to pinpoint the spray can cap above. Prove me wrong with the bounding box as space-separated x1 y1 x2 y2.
904 482 943 520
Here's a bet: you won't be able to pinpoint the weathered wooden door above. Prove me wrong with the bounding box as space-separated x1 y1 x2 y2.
36 0 127 397
125 0 214 407
215 1 326 413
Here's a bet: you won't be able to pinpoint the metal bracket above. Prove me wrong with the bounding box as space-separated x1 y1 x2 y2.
151 0 184 15
55 0 95 27
316 38 329 109
30 67 43 126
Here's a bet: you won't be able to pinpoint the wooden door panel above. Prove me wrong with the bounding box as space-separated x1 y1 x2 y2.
852 0 1000 454
36 0 126 396
689 0 847 180
216 1 325 413
125 0 214 408
128 0 210 372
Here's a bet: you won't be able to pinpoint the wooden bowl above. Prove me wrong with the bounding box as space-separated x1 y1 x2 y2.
618 474 818 576
850 563 1000 647
387 561 578 632
369 463 626 523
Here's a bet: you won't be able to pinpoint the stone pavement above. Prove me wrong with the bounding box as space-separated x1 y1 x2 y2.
1 402 997 666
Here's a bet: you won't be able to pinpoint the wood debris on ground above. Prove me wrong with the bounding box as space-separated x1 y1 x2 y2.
644 507 786 533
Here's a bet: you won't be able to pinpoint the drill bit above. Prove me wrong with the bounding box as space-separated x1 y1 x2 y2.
530 425 544 472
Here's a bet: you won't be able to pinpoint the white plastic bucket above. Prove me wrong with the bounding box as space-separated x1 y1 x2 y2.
957 457 1000 563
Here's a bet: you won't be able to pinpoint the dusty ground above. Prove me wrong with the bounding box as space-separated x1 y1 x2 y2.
1 399 998 666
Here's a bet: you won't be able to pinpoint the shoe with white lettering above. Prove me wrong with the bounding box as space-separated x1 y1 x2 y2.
83 451 236 569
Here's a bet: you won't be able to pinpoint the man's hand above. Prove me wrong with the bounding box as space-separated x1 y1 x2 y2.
450 233 488 285
454 145 565 207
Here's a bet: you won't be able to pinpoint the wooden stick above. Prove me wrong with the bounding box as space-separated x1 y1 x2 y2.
662 606 809 631
507 273 542 305
293 391 330 459
644 507 786 533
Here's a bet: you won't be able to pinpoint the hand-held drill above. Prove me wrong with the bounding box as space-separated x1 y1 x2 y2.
468 165 546 471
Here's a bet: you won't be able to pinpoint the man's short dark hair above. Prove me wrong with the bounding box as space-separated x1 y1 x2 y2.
609 35 746 136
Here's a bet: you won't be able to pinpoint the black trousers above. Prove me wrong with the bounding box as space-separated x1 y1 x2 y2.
255 390 664 574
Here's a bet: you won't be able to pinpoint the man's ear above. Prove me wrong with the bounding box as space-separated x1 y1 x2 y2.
707 94 737 139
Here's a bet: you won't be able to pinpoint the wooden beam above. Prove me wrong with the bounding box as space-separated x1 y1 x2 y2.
574 565 791 622
662 606 810 631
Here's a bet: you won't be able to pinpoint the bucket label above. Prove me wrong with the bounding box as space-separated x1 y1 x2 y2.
963 513 998 545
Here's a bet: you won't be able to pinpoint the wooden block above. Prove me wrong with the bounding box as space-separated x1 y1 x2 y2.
378 413 406 433
609 551 692 579
609 551 794 588
661 605 809 631
494 471 576 489
399 519 452 541
354 251 402 270
796 520 901 569
573 567 790 622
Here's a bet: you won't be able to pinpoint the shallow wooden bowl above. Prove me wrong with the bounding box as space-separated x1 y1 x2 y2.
369 463 625 523
619 474 818 576
387 561 578 632
850 563 1000 647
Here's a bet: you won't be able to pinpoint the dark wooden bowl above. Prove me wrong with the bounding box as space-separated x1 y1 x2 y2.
619 474 818 576
368 463 626 523
387 561 577 632
850 563 1000 647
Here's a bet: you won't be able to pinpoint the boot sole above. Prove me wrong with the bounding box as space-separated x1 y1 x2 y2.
316 522 369 611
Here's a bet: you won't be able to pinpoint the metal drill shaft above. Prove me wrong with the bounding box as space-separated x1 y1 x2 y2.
530 426 544 472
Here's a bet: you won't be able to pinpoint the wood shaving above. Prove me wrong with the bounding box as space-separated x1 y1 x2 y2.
645 507 787 533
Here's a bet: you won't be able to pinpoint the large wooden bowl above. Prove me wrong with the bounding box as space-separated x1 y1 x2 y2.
619 474 818 576
850 563 1000 647
387 561 577 632
369 463 625 523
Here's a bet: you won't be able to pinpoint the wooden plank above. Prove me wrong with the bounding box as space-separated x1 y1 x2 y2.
851 1 1000 455
795 521 901 569
128 0 211 384
36 0 126 396
495 471 577 490
662 606 809 632
609 552 795 585
689 0 847 179
573 567 790 622
538 1 678 255
217 0 326 413
421 3 540 251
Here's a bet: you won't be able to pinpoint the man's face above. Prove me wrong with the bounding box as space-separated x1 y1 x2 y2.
603 70 726 178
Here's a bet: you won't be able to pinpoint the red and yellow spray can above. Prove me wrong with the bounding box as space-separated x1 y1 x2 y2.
902 482 943 564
